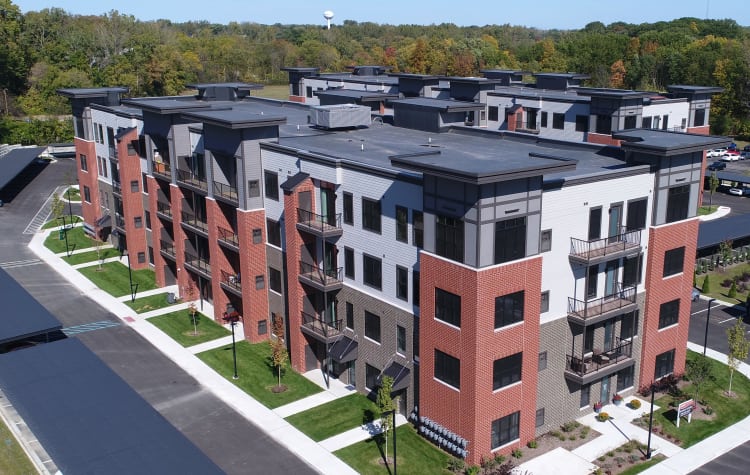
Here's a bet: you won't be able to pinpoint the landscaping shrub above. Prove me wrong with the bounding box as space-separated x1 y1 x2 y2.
527 439 537 448
629 398 642 409
702 275 711 293
721 278 734 288
511 448 523 459
597 412 610 422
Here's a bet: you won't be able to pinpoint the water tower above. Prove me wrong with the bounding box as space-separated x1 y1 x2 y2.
323 10 334 29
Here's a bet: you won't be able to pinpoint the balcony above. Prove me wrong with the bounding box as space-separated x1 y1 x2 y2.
300 311 343 343
220 270 242 296
176 169 208 193
156 201 172 220
180 210 208 236
218 226 240 252
298 261 343 292
214 180 238 205
112 180 122 196
564 338 634 385
296 208 343 238
569 229 642 265
152 160 171 181
114 213 126 230
184 251 211 278
567 284 637 326
159 240 176 260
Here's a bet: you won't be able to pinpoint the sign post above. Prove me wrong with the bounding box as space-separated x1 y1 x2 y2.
676 399 695 428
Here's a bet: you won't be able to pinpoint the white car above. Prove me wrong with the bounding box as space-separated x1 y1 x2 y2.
720 153 740 162
729 187 747 196
708 148 727 157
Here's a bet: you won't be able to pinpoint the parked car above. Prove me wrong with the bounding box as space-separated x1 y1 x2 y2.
707 148 726 157
720 153 739 162
744 145 750 152
728 142 738 151
729 187 747 196
692 288 701 301
741 151 750 160
707 161 727 171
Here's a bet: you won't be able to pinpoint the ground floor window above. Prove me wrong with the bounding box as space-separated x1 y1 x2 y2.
491 411 520 449
655 349 675 379
617 366 634 392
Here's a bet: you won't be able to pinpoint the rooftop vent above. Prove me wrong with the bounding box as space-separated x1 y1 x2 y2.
308 105 371 130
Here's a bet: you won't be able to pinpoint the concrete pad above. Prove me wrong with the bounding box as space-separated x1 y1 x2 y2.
515 447 597 475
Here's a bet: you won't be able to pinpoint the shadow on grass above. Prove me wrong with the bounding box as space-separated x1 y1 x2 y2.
363 409 375 425
370 434 393 475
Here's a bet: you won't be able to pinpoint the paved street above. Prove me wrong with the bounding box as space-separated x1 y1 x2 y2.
0 158 316 475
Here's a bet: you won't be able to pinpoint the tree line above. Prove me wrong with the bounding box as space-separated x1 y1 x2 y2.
1 0 749 144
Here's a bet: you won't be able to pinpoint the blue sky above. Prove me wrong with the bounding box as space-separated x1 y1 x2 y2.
13 0 749 30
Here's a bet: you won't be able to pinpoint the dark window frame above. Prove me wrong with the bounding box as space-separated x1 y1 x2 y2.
575 115 589 132
436 214 464 263
344 247 355 279
365 363 379 390
495 291 524 329
540 229 552 252
396 265 408 301
362 197 382 233
343 192 354 225
658 299 680 329
434 349 460 389
264 170 279 201
397 325 407 354
493 353 523 390
655 349 675 379
412 210 424 248
540 291 550 313
396 205 408 243
268 267 282 293
495 217 526 264
663 247 685 277
266 219 281 247
364 311 381 343
363 254 382 290
535 408 545 428
345 302 354 329
435 288 461 328
666 185 690 223
552 112 565 129
491 412 520 449
538 351 548 371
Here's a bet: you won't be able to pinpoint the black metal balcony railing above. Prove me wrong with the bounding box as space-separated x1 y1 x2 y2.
298 261 343 289
115 213 125 229
180 210 208 233
301 311 343 341
569 228 642 263
184 251 211 275
565 337 633 377
159 239 176 258
214 180 238 203
296 208 342 236
156 201 172 218
218 226 240 248
568 283 637 322
176 169 208 191
112 181 122 195
220 269 241 293
152 160 171 179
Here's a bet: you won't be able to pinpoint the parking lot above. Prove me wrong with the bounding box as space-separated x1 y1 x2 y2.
704 156 750 216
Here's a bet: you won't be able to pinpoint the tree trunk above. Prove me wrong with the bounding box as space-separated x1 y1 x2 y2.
729 368 735 395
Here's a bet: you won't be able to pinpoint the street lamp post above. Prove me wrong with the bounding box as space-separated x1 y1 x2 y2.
646 383 656 459
382 409 397 475
223 304 241 380
123 249 138 302
704 298 716 356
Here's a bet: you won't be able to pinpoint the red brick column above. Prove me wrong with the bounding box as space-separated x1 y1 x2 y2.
74 137 100 227
148 176 167 287
587 133 622 147
237 209 270 343
206 198 230 323
117 128 148 270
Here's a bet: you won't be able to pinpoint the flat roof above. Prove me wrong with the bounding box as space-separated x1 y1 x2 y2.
310 73 400 86
181 109 287 129
56 87 129 99
488 85 589 103
667 85 724 94
575 87 654 99
698 214 750 250
187 82 263 90
0 338 223 475
122 97 215 114
0 146 46 191
0 267 62 345
391 97 486 112
316 89 400 101
533 72 590 80
613 129 731 155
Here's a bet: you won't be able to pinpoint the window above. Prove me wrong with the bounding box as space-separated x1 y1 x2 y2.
620 312 638 340
596 115 612 134
540 229 552 252
663 247 685 277
248 180 260 198
540 111 548 128
266 219 281 247
538 351 548 371
258 320 268 335
622 255 642 287
97 124 103 143
552 113 565 129
397 325 406 354
145 211 151 230
252 228 262 244
624 115 637 129
488 106 499 122
580 384 591 408
413 271 420 307
142 173 148 193
495 217 526 264
526 109 537 129
575 115 589 132
264 170 279 200
588 207 602 240
540 291 549 313
255 275 265 290
130 180 139 193
642 116 652 129
137 252 146 263
626 198 648 231
343 192 353 225
396 266 408 301
434 349 460 389
269 267 282 293
365 363 380 390
435 288 461 327
694 108 706 127
587 265 598 299
535 408 545 428
655 349 675 379
493 353 522 390
365 311 381 343
344 247 355 279
436 215 464 262
396 205 408 243
491 412 520 449
80 154 88 171
666 185 690 223
306 86 314 98
681 118 687 129
362 198 381 233
127 141 136 156
134 216 143 228
346 302 354 329
659 299 680 328
617 366 634 392
148 246 154 265
413 210 424 248
363 254 382 290
495 291 524 329
662 114 669 130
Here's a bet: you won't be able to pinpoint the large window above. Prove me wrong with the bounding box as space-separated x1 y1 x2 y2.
435 288 461 327
626 198 648 231
659 299 680 328
596 114 612 134
491 412 520 449
412 211 424 248
663 247 685 277
266 219 281 247
540 111 548 128
436 215 464 262
343 192 353 225
345 302 354 329
580 384 591 408
493 353 523 390
413 271 420 307
620 312 638 340
366 363 380 390
396 266 408 301
363 254 382 290
396 205 408 243
264 170 279 201
434 349 460 389
655 349 675 379
623 255 642 287
344 247 355 279
397 325 406 354
552 112 565 129
83 186 91 203
624 115 637 129
575 115 589 132
365 311 381 343
588 207 602 240
269 267 282 293
495 217 526 264
362 197 381 233
80 154 88 171
666 185 690 223
488 106 499 122
617 366 634 392
495 291 524 329
694 108 706 127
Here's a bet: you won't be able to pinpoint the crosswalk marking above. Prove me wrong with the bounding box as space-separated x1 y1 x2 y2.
0 259 43 269
62 320 121 336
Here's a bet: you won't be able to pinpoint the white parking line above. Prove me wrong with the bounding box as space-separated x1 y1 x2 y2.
719 317 736 324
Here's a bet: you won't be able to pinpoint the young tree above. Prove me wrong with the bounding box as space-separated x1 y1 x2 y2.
270 316 287 390
702 274 711 293
719 240 733 268
377 375 395 462
708 171 719 211
188 301 199 336
685 354 713 402
51 193 65 228
726 318 749 396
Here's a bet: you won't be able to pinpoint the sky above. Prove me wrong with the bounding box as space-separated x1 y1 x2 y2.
12 0 750 30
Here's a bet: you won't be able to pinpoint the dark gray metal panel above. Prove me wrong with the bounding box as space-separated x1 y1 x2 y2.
0 268 62 345
698 214 750 250
0 147 46 191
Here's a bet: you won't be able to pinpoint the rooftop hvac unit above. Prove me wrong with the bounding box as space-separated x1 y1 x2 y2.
309 104 371 129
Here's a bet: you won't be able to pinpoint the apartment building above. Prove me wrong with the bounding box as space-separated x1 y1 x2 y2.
59 79 727 464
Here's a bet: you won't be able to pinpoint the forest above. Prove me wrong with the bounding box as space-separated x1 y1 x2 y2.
1 0 749 144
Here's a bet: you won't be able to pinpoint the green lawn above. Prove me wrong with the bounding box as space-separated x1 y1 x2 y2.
125 293 180 314
253 84 289 101
618 456 665 474
198 341 322 408
77 262 157 297
44 226 95 253
148 310 230 346
286 393 379 441
0 416 36 475
63 187 80 201
698 205 718 216
62 247 119 265
42 215 81 229
696 262 750 305
335 424 452 475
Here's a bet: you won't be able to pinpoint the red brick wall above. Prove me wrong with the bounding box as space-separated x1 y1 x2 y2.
74 137 100 227
420 253 542 464
506 109 520 132
206 198 230 324
687 125 710 135
639 219 699 386
587 133 622 147
237 209 270 342
148 176 168 288
288 96 306 103
117 128 149 270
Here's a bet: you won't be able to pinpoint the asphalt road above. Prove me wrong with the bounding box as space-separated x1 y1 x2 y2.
0 158 316 475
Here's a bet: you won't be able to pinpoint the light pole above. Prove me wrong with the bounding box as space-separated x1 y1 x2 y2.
646 382 655 459
704 298 716 356
223 304 240 380
124 249 138 302
382 409 397 475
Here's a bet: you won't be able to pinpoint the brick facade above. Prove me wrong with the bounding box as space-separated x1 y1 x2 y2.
74 137 100 228
116 128 149 270
237 208 270 342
